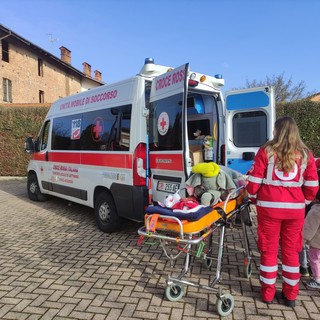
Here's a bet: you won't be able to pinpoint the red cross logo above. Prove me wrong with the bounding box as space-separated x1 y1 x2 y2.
158 112 169 136
275 163 298 181
281 170 290 177
160 117 167 131
92 117 104 141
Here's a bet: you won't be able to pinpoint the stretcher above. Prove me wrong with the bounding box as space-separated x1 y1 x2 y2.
137 186 253 317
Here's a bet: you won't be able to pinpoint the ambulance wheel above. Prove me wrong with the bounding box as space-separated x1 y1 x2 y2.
27 172 47 202
216 293 234 317
94 191 122 233
165 284 185 302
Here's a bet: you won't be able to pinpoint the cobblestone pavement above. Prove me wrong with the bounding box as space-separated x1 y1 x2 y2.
0 178 319 320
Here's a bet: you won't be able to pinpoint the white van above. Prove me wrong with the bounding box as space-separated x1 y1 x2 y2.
25 58 275 232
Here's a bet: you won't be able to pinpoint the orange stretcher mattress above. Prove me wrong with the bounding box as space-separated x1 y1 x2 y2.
144 197 240 235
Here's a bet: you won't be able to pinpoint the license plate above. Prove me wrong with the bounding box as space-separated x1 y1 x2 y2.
157 181 180 193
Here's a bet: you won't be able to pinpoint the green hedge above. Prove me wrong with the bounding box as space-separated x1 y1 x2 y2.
0 106 49 176
277 100 320 157
0 100 319 176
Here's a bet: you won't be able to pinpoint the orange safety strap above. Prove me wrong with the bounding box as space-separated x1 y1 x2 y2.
137 235 144 245
147 178 153 205
148 214 160 232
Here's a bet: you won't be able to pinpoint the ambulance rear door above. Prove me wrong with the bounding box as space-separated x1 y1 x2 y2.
148 64 190 203
225 86 275 174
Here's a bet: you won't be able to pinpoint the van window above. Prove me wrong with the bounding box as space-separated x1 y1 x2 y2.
232 111 267 147
187 95 205 115
149 93 183 151
52 115 81 150
37 120 50 151
51 105 132 151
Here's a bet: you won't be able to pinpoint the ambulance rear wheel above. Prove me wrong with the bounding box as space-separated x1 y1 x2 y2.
27 172 47 202
94 191 122 233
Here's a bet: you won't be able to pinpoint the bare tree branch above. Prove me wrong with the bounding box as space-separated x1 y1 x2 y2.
244 73 313 102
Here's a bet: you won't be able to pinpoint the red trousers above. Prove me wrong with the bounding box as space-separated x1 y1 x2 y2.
257 212 304 301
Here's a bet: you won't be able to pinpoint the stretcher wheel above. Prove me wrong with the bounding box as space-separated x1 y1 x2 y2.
165 284 185 302
202 256 213 269
202 234 213 269
243 258 252 278
216 293 234 317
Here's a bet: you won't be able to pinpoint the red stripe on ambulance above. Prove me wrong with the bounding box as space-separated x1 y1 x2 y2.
48 152 133 168
149 153 184 170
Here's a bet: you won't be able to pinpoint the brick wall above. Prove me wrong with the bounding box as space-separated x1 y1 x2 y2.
1 42 83 104
310 94 320 102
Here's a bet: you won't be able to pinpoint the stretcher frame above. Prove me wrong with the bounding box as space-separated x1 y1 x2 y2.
137 186 253 317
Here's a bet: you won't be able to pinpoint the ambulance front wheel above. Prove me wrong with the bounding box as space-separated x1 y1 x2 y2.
94 191 123 233
27 172 47 202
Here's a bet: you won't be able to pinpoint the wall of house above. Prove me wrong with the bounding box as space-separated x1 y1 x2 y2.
0 42 83 104
310 94 320 102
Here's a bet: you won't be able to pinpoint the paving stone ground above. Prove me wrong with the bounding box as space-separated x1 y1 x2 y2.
0 178 319 320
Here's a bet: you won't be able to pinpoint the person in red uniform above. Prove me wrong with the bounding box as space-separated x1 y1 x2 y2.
247 116 319 307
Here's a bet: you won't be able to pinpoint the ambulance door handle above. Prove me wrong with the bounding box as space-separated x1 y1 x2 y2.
242 152 255 161
45 151 49 161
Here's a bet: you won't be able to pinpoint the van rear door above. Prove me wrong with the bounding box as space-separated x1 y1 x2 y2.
148 64 189 203
225 86 275 174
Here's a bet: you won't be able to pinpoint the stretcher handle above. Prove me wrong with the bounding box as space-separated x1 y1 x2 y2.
222 186 245 212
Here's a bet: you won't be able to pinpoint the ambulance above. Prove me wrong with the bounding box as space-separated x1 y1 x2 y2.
25 58 275 232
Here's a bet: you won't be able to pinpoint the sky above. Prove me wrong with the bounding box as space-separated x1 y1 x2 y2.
1 0 319 95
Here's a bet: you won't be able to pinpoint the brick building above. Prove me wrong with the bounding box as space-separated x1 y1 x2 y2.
0 24 104 104
309 92 320 102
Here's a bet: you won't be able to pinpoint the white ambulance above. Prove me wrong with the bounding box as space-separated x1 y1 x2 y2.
25 58 275 232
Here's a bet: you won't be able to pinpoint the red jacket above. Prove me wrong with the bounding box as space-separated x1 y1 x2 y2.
247 148 319 219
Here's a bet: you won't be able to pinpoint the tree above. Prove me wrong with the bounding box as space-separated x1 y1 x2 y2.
245 73 313 102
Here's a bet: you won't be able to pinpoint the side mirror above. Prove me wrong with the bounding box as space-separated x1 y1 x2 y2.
25 137 35 154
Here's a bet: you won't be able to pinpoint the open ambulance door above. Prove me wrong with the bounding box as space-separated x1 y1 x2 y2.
148 64 191 203
225 86 275 175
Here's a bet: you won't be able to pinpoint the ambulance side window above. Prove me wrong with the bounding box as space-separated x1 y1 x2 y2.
81 104 131 151
37 120 50 151
52 116 81 150
51 105 132 151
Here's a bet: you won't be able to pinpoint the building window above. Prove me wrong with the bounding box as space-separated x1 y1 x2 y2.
1 40 9 62
3 78 12 102
38 58 44 77
39 90 44 103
